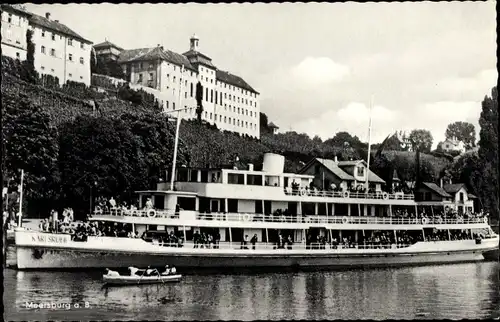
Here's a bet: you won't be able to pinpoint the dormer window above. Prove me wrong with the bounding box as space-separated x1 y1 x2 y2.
357 166 365 177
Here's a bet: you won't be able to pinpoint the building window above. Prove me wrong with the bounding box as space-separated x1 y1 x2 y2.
16 52 20 59
41 46 46 54
219 115 222 122
80 76 83 80
41 30 45 37
138 73 143 83
8 13 12 23
220 92 222 104
50 49 55 56
68 54 73 61
166 101 169 109
210 113 212 120
69 73 72 77
139 62 143 69
210 90 213 103
81 43 84 49
185 92 187 99
80 57 84 64
190 83 193 97
224 116 227 123
51 33 55 41
51 68 54 72
149 73 153 81
173 102 175 109
41 66 45 70
215 90 218 104
173 76 176 82
205 88 208 101
233 119 235 125
357 167 365 177
68 39 73 46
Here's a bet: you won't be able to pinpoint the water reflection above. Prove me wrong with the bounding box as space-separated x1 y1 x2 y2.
4 262 500 321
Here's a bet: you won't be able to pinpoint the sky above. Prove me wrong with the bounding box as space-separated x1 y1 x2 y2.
25 2 497 148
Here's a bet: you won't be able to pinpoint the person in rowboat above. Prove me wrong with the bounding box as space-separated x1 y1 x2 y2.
145 266 157 276
105 268 120 277
161 265 171 276
128 266 141 276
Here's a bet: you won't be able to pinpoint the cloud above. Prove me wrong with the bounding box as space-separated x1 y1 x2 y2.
413 69 498 102
290 57 350 86
292 102 398 144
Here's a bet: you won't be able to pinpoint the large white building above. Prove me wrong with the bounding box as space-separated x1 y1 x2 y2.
99 35 260 138
1 4 32 61
1 5 93 86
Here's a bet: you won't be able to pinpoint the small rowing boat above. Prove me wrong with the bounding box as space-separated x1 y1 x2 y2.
103 273 182 285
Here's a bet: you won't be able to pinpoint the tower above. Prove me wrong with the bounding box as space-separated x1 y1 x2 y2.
190 34 199 51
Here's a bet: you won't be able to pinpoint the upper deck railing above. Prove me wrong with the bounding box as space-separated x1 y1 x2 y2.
284 188 414 200
92 208 488 226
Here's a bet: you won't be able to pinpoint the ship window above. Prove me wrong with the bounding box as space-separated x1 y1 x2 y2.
247 175 263 186
178 197 196 211
177 168 188 182
228 173 244 185
154 195 165 210
189 170 198 182
200 170 209 183
227 199 238 212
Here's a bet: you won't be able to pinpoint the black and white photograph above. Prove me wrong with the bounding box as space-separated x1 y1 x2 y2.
2 1 498 320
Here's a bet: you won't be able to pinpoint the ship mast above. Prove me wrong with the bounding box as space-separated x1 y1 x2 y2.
170 65 185 191
365 95 374 191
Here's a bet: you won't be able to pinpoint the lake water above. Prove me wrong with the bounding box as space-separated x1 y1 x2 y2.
3 261 499 321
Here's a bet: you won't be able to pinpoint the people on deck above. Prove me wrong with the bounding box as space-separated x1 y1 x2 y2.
250 234 258 250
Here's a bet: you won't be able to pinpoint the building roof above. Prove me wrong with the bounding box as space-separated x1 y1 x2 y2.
443 183 466 194
183 50 217 69
300 158 386 184
118 45 258 93
421 182 452 198
268 122 279 129
94 40 123 51
29 13 92 44
1 4 32 17
314 158 355 181
216 70 259 94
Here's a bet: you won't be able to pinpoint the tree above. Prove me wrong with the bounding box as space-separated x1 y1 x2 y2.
477 87 498 224
2 93 60 217
260 112 269 133
195 81 203 123
445 121 476 150
408 129 433 153
21 29 39 84
324 131 363 149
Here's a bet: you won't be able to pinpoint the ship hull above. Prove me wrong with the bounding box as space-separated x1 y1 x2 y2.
14 245 491 270
15 231 498 270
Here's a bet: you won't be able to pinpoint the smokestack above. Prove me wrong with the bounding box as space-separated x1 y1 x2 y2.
45 12 51 20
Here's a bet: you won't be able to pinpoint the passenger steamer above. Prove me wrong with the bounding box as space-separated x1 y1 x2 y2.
14 153 498 270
